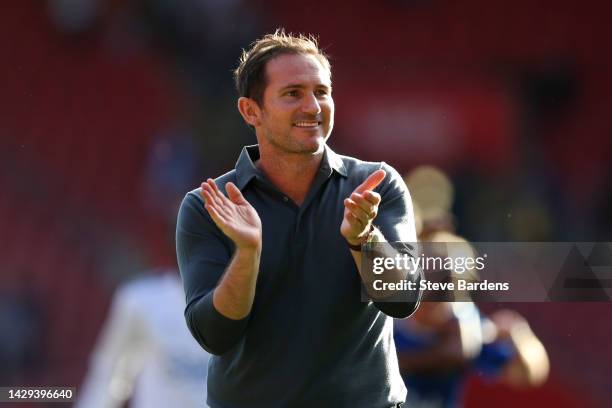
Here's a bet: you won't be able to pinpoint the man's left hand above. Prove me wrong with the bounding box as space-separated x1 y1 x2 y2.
340 169 386 247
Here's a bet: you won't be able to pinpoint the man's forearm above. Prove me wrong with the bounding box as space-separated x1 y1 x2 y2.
213 246 261 320
350 228 417 299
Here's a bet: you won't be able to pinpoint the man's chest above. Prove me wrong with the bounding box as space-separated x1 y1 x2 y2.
246 187 359 296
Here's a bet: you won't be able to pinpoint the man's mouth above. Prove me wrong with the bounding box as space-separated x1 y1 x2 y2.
293 121 321 128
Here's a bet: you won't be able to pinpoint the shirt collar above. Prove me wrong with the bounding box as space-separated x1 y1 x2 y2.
323 145 348 177
234 144 348 190
235 145 259 190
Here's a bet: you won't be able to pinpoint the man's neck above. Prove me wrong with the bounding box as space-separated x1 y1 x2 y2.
255 145 324 206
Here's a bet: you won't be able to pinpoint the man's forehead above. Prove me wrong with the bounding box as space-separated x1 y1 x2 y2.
265 53 331 87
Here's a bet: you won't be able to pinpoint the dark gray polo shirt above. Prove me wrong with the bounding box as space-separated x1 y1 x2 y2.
176 145 420 408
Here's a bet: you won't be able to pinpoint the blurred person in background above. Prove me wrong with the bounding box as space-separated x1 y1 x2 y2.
176 30 421 408
394 166 549 408
75 268 210 408
0 279 44 385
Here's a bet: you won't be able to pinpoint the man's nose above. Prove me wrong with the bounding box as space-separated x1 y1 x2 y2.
301 92 321 115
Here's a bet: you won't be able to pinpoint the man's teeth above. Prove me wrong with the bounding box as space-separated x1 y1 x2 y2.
294 121 319 127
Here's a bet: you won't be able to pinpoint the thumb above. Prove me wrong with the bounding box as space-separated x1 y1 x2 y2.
355 169 386 194
226 182 247 204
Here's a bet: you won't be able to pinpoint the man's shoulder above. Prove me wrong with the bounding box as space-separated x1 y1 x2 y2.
184 169 238 200
336 152 379 173
214 169 239 187
334 152 400 182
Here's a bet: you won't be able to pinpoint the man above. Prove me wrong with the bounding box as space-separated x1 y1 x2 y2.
176 30 421 408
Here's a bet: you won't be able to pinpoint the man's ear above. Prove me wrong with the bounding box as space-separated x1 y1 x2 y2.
237 97 262 127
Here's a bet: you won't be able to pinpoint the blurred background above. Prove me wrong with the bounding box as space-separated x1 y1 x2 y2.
1 0 611 407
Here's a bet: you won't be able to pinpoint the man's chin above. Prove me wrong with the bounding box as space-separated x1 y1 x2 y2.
296 130 328 150
297 137 325 154
266 131 328 155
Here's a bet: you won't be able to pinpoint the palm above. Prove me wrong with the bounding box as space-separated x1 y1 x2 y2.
201 179 262 249
217 201 261 248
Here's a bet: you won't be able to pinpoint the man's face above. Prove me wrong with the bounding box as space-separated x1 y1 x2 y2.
256 53 334 155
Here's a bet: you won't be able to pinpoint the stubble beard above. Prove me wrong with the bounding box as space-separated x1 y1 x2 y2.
265 127 328 156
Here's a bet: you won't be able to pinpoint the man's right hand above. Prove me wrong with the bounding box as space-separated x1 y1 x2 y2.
201 179 262 251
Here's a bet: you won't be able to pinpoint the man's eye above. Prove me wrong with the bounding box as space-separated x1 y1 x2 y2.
285 90 298 97
315 89 329 97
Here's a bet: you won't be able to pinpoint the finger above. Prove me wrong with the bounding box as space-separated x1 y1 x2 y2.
201 187 213 205
205 180 231 209
350 193 378 219
363 190 381 206
354 169 386 194
202 189 225 215
207 178 223 198
203 183 225 208
201 183 217 206
226 182 247 205
204 200 228 226
205 189 236 221
200 182 208 201
207 178 231 204
345 198 370 225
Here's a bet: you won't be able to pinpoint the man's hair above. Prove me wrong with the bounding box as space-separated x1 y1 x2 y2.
233 28 331 106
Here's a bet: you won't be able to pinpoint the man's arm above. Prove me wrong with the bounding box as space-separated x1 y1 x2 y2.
340 164 421 318
176 179 262 355
201 179 262 320
211 247 260 319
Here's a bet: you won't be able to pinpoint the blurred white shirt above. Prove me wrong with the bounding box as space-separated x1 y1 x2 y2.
76 271 209 408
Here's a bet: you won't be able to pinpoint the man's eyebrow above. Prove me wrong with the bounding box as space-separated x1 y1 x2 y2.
279 83 332 91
